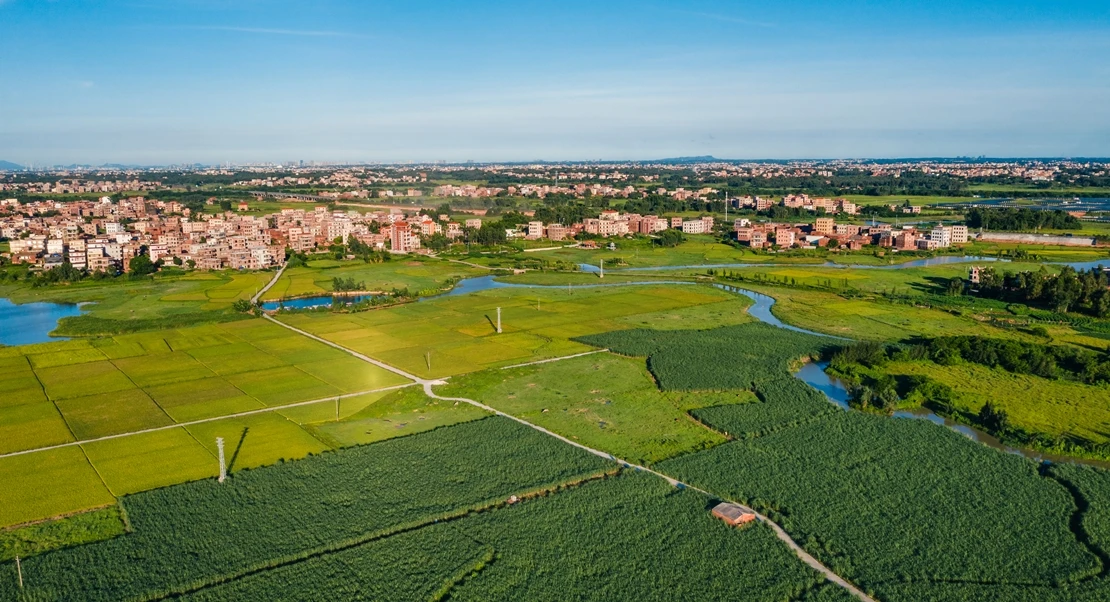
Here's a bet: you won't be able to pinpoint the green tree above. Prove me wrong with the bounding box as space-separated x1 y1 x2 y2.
655 229 685 248
129 253 156 276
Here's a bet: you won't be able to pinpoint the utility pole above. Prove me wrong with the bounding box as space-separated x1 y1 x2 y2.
496 307 502 333
335 397 340 421
216 437 227 483
16 556 22 589
599 260 604 279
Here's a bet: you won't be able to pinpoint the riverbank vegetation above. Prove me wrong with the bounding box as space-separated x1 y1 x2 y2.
828 337 1110 460
565 323 1110 598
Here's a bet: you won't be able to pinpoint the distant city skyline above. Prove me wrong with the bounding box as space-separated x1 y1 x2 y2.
2 0 1108 164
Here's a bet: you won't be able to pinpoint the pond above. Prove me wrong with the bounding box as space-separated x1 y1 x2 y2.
0 298 85 346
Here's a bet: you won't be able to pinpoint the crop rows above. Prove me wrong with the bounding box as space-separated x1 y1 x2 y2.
0 417 610 601
175 472 832 602
660 411 1100 595
578 322 831 391
179 523 489 602
446 472 826 601
692 378 840 439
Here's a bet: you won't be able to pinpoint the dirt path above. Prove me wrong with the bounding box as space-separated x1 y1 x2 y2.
252 262 288 304
261 313 876 602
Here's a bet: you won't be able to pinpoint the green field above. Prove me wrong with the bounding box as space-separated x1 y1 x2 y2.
440 353 758 465
574 323 1108 598
0 417 614 601
0 416 837 602
0 319 411 528
261 257 486 301
884 361 1110 446
277 281 746 378
0 270 275 336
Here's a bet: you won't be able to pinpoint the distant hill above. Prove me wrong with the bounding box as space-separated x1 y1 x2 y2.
0 160 24 170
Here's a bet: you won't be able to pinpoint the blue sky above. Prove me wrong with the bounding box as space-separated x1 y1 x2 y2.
1 0 1108 164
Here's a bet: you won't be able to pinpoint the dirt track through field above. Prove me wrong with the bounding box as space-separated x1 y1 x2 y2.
262 311 876 602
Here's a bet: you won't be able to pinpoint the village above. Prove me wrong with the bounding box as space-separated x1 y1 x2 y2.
0 190 974 274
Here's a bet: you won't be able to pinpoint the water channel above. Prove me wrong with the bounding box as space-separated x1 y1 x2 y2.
580 255 1107 274
411 272 1109 469
4 264 1104 468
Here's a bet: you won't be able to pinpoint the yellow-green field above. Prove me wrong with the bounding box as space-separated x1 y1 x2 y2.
261 258 487 301
0 319 410 527
886 361 1110 445
0 270 275 324
276 283 752 379
736 284 1045 342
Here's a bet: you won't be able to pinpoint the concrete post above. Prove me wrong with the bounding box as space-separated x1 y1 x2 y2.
496 307 502 334
216 437 227 483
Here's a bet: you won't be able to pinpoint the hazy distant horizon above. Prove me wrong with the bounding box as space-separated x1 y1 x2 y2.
2 0 1108 165
5 155 1110 171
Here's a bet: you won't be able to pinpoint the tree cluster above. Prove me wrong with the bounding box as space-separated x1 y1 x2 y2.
970 266 1110 316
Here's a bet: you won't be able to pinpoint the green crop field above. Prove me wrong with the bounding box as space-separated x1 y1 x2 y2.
260 257 487 301
0 418 613 601
0 506 125 563
0 419 837 602
0 447 115 527
0 318 417 528
662 412 1099 593
277 282 743 378
440 353 759 465
81 428 218 496
439 472 826 602
574 323 1109 599
301 386 488 448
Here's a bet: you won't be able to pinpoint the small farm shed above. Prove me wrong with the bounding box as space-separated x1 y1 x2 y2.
711 502 757 526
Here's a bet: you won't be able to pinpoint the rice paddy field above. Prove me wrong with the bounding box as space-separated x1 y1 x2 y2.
0 318 411 528
276 282 750 379
260 257 487 301
0 270 274 321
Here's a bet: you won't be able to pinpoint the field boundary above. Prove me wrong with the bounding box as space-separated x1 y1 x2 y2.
252 263 288 304
137 469 617 601
498 349 608 370
264 301 876 602
0 383 417 460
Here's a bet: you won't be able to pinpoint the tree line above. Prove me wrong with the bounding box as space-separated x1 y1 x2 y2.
964 207 1081 231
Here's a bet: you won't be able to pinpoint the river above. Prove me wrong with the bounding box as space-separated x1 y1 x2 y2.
580 255 1107 274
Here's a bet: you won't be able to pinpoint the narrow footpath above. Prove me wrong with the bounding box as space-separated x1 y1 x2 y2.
262 311 876 602
251 262 288 304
